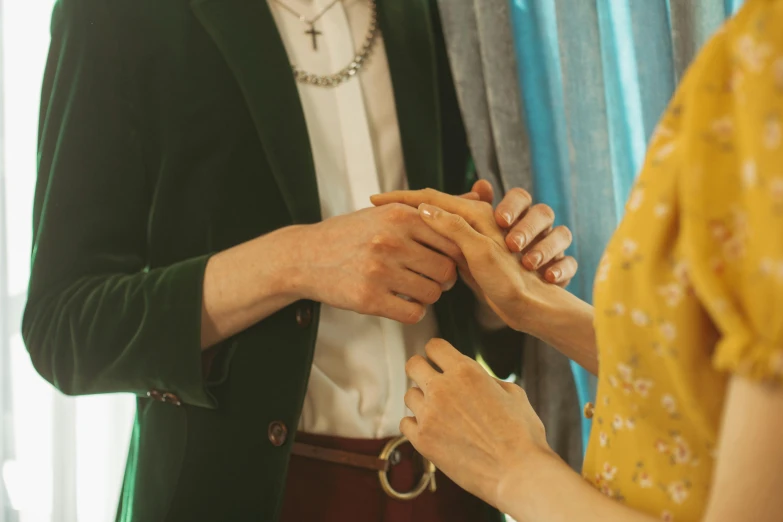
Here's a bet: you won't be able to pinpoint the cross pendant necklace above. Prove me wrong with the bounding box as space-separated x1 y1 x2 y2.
274 0 342 51
305 24 323 51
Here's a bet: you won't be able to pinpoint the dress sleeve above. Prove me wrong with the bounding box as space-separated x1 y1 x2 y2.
680 2 783 383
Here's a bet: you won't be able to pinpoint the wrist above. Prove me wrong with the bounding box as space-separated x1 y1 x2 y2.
495 448 561 522
253 224 314 301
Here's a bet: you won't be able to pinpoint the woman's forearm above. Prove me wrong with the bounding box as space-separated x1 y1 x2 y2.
521 282 599 375
200 225 306 349
498 451 655 522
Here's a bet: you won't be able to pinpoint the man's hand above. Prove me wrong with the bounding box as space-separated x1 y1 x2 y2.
290 204 465 324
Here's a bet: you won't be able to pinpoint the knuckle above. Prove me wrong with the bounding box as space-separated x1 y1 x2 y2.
422 284 442 305
364 258 388 278
508 187 532 203
384 203 413 223
369 233 398 251
356 283 378 310
532 203 556 222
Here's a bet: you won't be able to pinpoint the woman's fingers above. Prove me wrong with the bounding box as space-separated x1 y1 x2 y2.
522 225 573 270
542 255 578 287
418 204 493 255
505 204 557 252
495 188 533 228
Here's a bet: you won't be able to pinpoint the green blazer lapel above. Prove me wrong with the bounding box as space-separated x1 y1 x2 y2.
378 0 443 192
191 0 321 224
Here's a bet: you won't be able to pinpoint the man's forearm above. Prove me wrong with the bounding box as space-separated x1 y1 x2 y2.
200 225 307 349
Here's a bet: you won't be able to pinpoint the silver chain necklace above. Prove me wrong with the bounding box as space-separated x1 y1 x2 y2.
273 0 342 51
275 0 379 88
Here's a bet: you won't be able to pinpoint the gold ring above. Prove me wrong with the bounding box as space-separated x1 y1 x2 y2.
378 435 437 501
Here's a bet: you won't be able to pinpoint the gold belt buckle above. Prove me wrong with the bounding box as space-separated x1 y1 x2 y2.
378 435 437 501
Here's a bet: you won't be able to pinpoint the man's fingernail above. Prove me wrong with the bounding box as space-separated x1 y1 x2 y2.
526 251 543 268
549 268 562 282
419 203 437 218
512 234 527 251
501 212 513 225
442 279 456 291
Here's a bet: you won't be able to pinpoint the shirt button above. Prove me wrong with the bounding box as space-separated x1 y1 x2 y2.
268 421 288 447
583 402 595 419
295 303 313 328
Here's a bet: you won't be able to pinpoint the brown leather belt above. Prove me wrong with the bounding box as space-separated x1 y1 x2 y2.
292 441 390 472
291 435 437 500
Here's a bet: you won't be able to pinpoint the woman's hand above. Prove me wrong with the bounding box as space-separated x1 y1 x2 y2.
401 338 554 508
372 188 554 331
377 181 578 287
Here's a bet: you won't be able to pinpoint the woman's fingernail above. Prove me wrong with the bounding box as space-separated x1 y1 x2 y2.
419 203 437 218
501 212 513 226
548 268 562 282
526 251 543 268
442 279 456 291
512 234 527 251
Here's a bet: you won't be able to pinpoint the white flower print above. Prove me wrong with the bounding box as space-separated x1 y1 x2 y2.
673 436 692 465
673 260 690 286
741 159 758 189
659 322 677 341
760 257 775 276
661 394 678 415
658 283 684 307
625 417 636 430
627 188 645 211
633 379 653 397
602 462 618 481
711 116 734 142
655 439 669 454
599 431 609 448
608 374 619 388
610 302 626 316
769 177 783 204
654 203 670 217
661 510 674 522
631 309 650 327
617 363 633 382
655 142 677 162
621 239 639 258
596 255 611 283
735 34 772 72
651 123 673 145
764 115 782 150
599 484 614 498
668 481 690 505
638 471 653 489
612 414 624 431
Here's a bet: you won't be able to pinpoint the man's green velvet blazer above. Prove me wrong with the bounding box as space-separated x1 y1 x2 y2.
22 0 515 520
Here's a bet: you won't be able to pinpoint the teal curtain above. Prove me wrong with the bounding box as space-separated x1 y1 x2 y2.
508 0 743 448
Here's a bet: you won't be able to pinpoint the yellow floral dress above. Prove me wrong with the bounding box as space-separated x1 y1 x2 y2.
584 1 783 520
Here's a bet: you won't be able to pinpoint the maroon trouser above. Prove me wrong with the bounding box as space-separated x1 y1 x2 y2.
279 432 493 522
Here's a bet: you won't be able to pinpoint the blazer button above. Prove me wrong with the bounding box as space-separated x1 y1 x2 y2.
162 392 182 407
295 303 313 328
583 402 595 419
268 421 288 447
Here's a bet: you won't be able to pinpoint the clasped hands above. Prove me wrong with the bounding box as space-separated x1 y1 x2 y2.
370 185 572 512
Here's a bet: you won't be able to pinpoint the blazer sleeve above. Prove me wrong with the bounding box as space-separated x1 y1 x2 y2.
22 0 217 409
